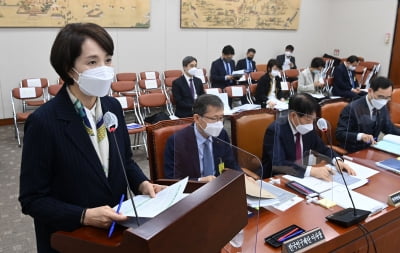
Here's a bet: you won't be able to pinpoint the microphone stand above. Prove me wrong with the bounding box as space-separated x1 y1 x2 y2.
323 123 370 227
110 129 141 227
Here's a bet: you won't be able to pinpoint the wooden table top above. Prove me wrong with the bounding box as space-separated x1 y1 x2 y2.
240 148 400 252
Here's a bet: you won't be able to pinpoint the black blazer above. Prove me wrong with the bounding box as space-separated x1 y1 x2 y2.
164 125 240 179
336 97 400 153
262 117 336 179
254 73 289 105
19 85 148 253
172 75 205 118
332 63 359 98
235 58 256 72
276 54 297 69
210 58 236 89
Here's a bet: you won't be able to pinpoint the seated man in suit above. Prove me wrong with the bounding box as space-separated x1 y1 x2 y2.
332 55 367 99
336 76 400 153
276 45 297 71
210 45 247 107
172 56 205 118
235 48 256 73
262 93 355 180
164 94 240 182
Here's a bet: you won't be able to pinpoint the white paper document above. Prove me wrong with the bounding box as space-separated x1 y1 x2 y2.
246 180 297 209
27 78 42 87
145 79 158 89
116 177 188 218
205 88 220 95
231 86 244 96
320 185 387 214
19 87 36 98
194 68 206 83
115 96 128 109
145 71 156 79
372 134 400 156
231 104 260 113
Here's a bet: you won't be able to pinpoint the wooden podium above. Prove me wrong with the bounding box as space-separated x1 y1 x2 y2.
51 170 247 253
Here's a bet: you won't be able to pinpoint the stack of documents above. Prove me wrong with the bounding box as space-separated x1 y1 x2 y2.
283 160 387 213
372 134 400 156
246 180 299 211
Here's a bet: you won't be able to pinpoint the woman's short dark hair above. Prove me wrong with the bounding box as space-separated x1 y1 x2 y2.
310 57 325 68
50 23 114 86
267 58 281 73
193 94 224 116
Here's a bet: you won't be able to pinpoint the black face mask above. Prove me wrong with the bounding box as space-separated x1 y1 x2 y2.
247 57 253 61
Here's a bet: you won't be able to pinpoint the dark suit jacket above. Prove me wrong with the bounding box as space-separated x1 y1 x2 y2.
164 125 240 179
336 97 400 153
19 85 148 253
210 58 236 89
172 75 205 118
276 54 297 69
235 58 256 72
332 63 359 98
262 117 337 179
254 74 289 105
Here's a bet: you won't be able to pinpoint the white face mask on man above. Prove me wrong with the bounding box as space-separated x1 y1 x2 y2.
73 66 114 97
187 67 198 77
371 98 388 110
294 115 314 135
200 119 224 137
271 70 281 77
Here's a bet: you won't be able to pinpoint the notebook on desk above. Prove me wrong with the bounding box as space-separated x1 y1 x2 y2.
372 134 400 156
376 158 400 174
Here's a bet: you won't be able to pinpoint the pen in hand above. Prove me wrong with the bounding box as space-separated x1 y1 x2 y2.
108 193 125 238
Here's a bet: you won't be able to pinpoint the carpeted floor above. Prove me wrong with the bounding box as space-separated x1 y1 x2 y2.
0 124 150 253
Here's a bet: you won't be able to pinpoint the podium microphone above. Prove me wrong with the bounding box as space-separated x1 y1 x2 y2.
104 111 140 226
317 118 370 227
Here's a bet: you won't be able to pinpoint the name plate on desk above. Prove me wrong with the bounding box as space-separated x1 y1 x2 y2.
282 228 325 253
388 191 400 207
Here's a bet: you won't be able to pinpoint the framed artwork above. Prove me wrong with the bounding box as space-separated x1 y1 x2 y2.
0 0 150 28
181 0 301 30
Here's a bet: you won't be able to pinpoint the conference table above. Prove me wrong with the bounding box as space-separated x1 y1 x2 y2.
51 148 400 252
240 148 400 252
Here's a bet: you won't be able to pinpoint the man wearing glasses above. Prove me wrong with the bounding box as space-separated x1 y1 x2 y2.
261 93 355 180
164 94 240 182
336 76 400 153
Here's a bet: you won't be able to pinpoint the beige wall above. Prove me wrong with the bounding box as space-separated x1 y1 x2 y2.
0 0 397 118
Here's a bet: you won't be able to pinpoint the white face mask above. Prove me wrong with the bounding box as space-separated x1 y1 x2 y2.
296 123 314 135
271 70 281 77
348 65 356 71
73 66 114 97
371 98 388 110
187 67 198 77
285 51 292 57
202 120 224 137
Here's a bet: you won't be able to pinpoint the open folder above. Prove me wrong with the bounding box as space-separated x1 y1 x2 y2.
372 134 400 156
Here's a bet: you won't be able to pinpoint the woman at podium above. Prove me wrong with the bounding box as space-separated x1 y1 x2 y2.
18 23 165 252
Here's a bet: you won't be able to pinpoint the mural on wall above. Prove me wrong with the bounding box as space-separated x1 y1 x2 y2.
0 0 150 27
181 0 301 30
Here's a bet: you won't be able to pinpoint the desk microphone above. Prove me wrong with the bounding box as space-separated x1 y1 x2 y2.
317 118 370 227
104 111 140 226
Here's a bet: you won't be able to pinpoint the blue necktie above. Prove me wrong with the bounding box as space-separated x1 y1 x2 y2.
225 62 231 75
247 60 252 72
348 70 355 88
202 139 214 177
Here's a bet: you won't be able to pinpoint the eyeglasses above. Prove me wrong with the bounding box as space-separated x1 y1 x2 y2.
201 115 224 123
373 94 391 100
